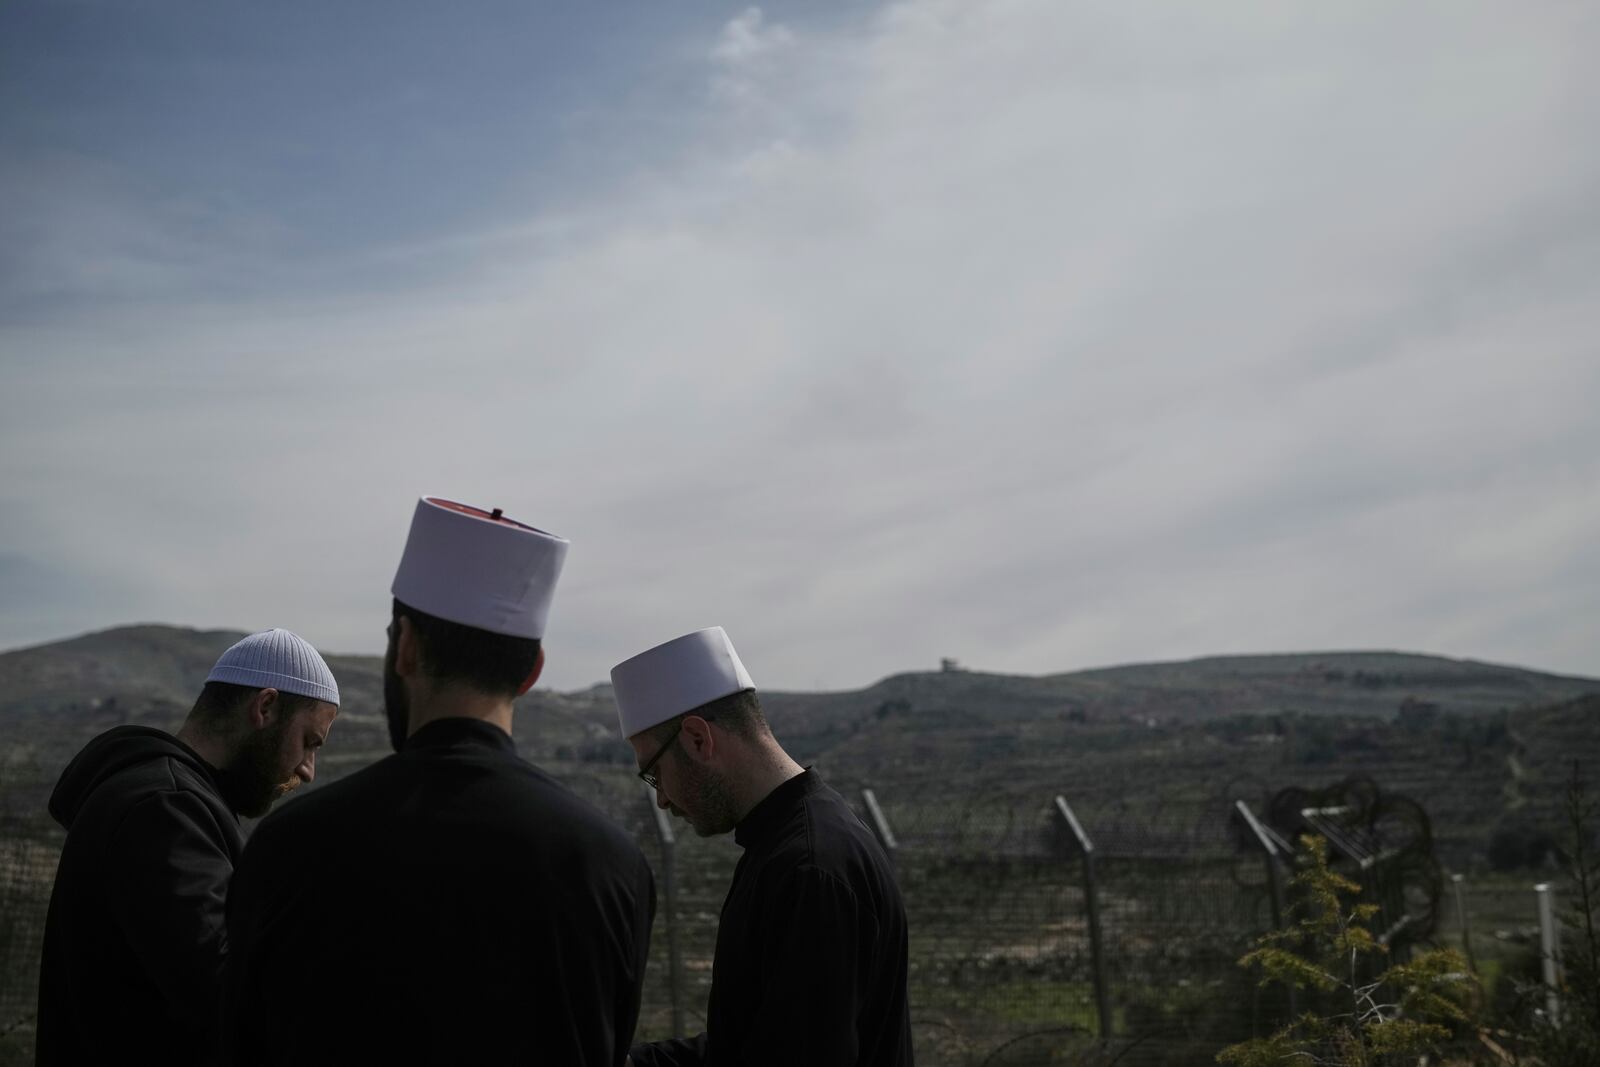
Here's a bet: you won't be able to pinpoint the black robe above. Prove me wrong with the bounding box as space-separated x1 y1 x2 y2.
221 717 655 1066
37 726 243 1066
631 770 913 1067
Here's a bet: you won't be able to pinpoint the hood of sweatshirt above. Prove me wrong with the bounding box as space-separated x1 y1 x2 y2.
49 725 216 830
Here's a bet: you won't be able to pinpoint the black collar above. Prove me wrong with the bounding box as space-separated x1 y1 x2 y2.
403 717 517 755
734 768 819 849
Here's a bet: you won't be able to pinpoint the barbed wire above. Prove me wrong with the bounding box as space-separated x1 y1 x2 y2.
0 771 1517 1067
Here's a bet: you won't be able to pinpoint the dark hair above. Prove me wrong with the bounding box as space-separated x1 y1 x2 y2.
189 681 322 727
639 687 768 745
392 598 542 698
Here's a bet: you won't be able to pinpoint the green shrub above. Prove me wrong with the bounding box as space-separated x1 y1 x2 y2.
1217 835 1475 1067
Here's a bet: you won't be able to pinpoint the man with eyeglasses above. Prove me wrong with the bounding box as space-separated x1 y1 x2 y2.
614 627 913 1067
223 497 655 1065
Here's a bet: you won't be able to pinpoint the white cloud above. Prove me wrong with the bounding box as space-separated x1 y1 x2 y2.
711 7 797 106
713 7 793 67
3 0 1598 688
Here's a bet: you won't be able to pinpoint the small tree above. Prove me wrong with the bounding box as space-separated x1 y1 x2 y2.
1217 835 1473 1066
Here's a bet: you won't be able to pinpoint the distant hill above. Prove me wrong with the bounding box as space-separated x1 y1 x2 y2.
0 625 251 713
3 624 1595 734
3 625 1597 853
759 648 1598 735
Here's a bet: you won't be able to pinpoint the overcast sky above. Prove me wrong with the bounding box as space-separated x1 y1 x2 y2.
3 0 1597 691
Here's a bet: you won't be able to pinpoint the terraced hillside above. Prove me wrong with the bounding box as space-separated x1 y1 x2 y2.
1 626 1596 1064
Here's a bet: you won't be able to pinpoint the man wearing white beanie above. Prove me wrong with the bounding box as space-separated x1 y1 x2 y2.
615 627 913 1067
224 496 655 1066
37 628 340 1067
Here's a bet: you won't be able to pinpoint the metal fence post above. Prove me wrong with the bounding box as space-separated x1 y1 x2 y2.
1535 882 1563 1027
860 788 899 874
1054 796 1112 1041
647 784 685 1036
1450 873 1477 973
1234 800 1298 1018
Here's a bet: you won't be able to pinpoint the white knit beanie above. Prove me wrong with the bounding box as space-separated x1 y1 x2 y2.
205 629 340 706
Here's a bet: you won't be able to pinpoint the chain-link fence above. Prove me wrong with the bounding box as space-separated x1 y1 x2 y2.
0 772 1576 1067
861 790 1293 1066
0 817 60 1067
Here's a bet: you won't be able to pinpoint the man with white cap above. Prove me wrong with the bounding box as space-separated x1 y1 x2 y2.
614 627 913 1067
223 496 655 1066
37 628 340 1067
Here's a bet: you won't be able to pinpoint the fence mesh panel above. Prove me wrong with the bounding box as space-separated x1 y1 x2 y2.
0 770 1558 1066
0 817 59 1067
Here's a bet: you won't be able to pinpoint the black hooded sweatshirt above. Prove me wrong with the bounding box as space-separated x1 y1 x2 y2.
37 725 243 1066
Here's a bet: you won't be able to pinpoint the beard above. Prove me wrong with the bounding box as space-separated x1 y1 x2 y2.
217 717 295 818
675 757 741 838
383 637 410 753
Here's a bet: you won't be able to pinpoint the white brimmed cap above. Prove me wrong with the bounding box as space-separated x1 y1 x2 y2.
612 626 754 739
390 496 569 639
206 629 340 706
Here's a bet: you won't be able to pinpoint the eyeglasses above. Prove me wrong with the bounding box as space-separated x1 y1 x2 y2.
637 721 683 790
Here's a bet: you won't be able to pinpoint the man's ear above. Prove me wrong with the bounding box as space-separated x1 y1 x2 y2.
514 645 545 698
247 687 280 730
679 714 717 763
395 615 420 679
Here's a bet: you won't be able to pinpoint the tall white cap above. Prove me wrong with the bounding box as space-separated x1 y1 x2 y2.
612 626 754 739
206 629 340 706
390 496 569 639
